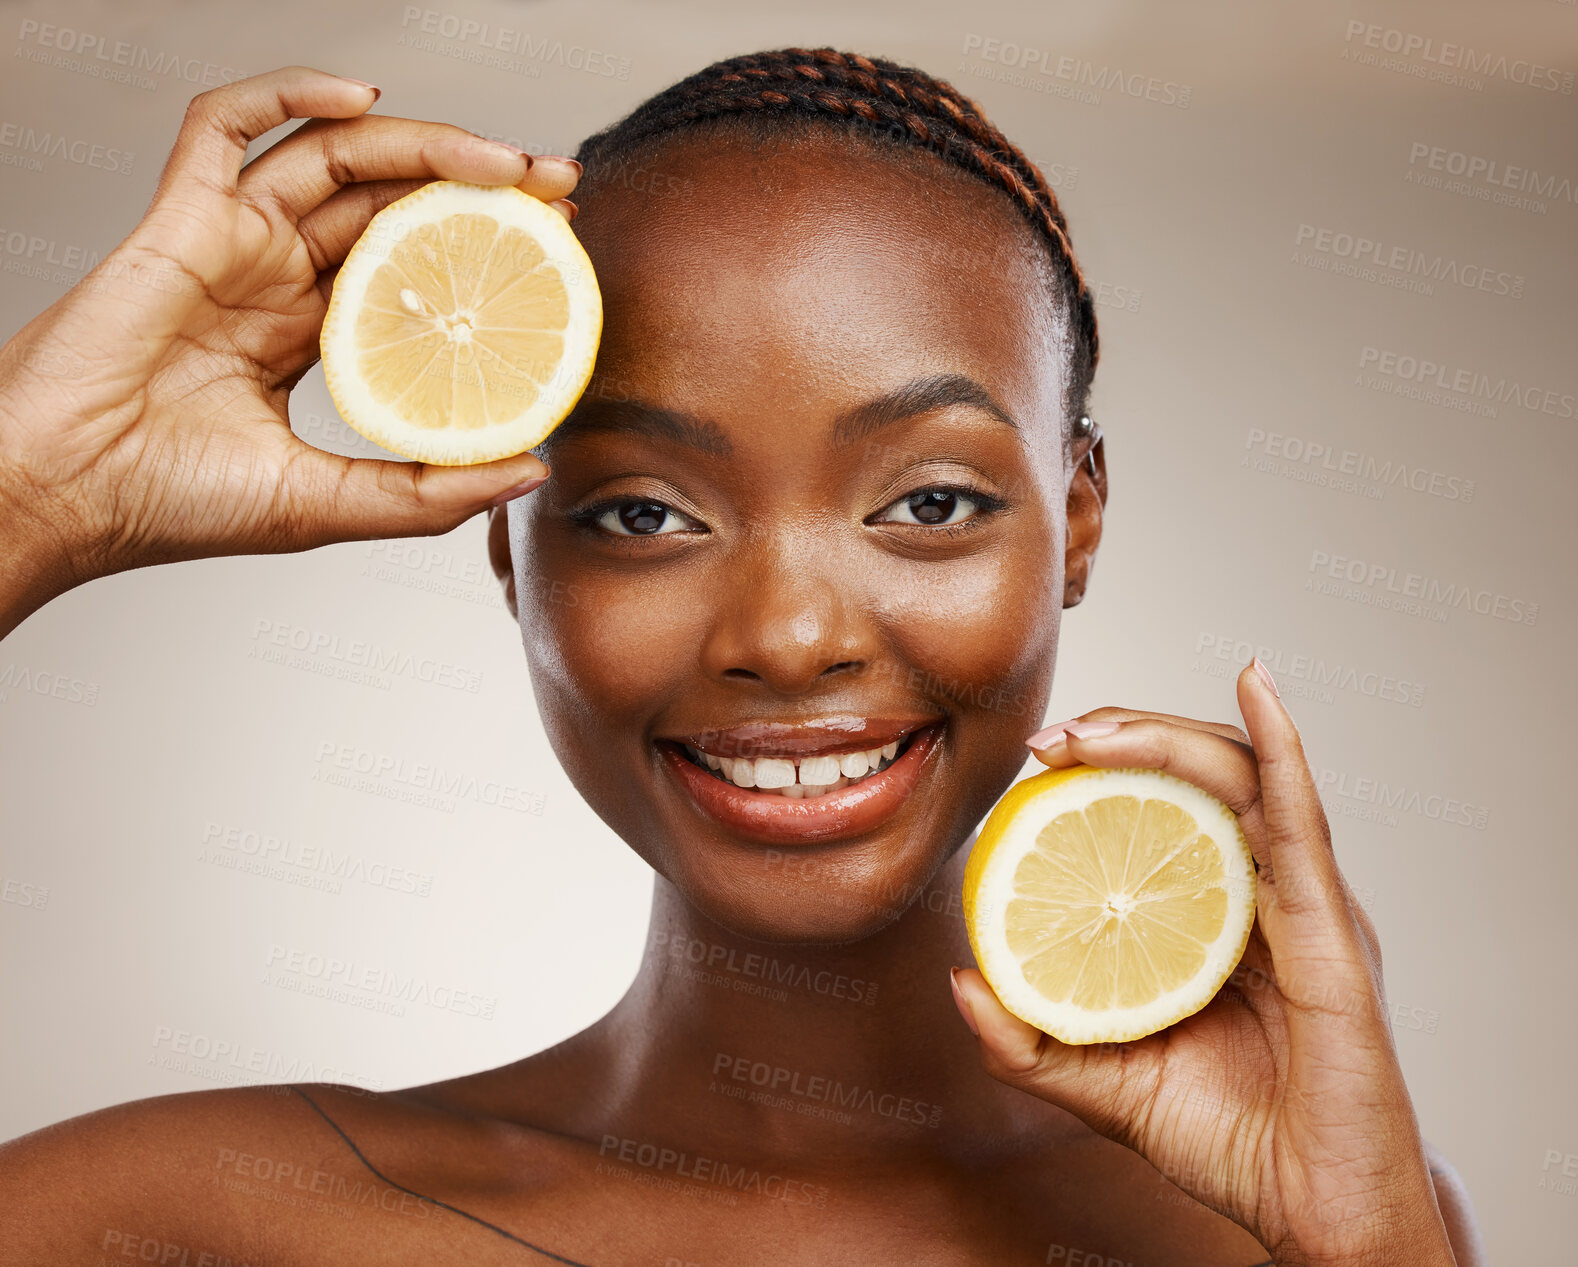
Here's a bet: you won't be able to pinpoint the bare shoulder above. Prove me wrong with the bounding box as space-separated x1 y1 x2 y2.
0 1082 509 1266
1423 1139 1487 1267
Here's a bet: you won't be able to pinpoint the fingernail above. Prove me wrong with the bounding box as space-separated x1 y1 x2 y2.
535 155 582 180
467 136 531 165
339 77 381 101
949 968 979 1037
557 198 578 221
1251 656 1281 698
1026 718 1120 749
487 475 547 507
1026 721 1073 749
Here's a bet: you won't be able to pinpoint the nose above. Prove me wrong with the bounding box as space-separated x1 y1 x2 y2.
699 536 876 695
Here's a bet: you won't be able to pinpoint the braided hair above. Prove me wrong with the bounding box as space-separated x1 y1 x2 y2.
574 47 1098 429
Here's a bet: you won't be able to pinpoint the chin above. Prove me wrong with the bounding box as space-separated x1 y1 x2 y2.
649 785 981 951
680 872 922 947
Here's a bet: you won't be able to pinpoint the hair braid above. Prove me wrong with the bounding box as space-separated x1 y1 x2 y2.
575 47 1098 423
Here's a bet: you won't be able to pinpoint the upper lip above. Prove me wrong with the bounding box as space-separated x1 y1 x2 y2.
661 715 943 760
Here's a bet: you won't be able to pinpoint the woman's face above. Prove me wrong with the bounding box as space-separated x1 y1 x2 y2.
492 131 1097 943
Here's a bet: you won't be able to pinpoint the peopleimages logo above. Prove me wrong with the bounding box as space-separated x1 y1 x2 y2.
959 34 1192 108
1342 20 1575 95
397 6 631 79
1406 142 1578 208
13 19 245 89
1192 633 1425 708
711 1051 943 1129
263 944 498 1019
0 122 134 175
1242 429 1474 503
1307 550 1538 627
1293 223 1524 298
1358 347 1577 420
1312 767 1490 831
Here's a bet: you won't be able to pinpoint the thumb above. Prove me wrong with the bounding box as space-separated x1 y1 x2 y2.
279 447 550 548
949 967 1154 1145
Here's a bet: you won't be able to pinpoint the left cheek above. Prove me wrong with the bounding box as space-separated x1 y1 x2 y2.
878 545 1061 718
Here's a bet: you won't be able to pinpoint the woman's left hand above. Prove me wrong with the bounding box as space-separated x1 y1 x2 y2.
949 660 1462 1267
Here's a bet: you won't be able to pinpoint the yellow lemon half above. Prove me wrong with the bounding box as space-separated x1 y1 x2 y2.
964 765 1256 1045
320 181 601 465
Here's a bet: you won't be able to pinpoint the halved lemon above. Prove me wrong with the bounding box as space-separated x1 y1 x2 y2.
964 765 1256 1045
320 180 601 465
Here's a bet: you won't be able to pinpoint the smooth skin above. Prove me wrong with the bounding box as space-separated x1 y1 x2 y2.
0 68 1484 1266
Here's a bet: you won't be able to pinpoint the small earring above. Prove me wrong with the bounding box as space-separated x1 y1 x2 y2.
1076 415 1098 477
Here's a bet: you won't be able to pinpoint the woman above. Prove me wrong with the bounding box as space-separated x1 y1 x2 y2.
0 51 1482 1265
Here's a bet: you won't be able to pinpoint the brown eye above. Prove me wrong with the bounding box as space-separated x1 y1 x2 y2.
908 491 957 524
876 487 982 527
594 500 699 536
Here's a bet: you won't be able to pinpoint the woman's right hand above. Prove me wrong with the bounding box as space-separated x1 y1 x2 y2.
0 66 579 636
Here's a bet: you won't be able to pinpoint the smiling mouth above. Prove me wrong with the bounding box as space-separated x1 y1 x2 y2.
678 734 916 799
657 719 944 844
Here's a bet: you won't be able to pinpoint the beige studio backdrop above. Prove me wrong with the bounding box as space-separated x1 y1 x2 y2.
1 0 1575 1259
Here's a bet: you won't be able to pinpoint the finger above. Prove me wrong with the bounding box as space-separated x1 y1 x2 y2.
1028 706 1249 767
950 968 1160 1149
1026 715 1273 866
518 157 582 205
236 114 532 219
1234 660 1352 927
155 67 380 205
274 445 551 550
296 178 430 271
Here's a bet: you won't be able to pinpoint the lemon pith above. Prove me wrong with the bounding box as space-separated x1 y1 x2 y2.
964 765 1256 1045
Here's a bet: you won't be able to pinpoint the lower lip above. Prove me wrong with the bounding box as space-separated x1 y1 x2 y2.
659 726 942 845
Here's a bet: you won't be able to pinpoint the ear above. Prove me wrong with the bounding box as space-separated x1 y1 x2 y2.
486 504 519 620
1063 429 1106 608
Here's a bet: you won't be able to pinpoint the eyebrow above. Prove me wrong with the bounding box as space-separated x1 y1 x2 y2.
830 373 1019 445
545 397 734 456
545 372 1017 457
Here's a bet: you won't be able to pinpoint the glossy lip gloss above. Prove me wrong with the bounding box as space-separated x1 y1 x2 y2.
657 718 944 845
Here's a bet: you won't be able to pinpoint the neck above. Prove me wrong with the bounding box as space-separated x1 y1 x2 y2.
553 844 1079 1172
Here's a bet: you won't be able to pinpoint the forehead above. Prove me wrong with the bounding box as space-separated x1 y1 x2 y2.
568 128 1068 433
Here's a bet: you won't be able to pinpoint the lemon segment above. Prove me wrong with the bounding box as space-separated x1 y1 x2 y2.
320 181 601 466
964 765 1256 1045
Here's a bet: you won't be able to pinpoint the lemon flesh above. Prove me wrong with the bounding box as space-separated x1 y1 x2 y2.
320 181 601 466
964 765 1256 1045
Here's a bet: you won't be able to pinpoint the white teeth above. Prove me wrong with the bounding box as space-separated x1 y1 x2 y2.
686 736 911 797
798 755 841 785
753 758 797 789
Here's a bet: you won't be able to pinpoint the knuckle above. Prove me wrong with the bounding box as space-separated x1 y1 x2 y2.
1121 720 1173 762
1349 899 1383 967
183 90 218 122
321 143 359 190
979 1043 1041 1084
